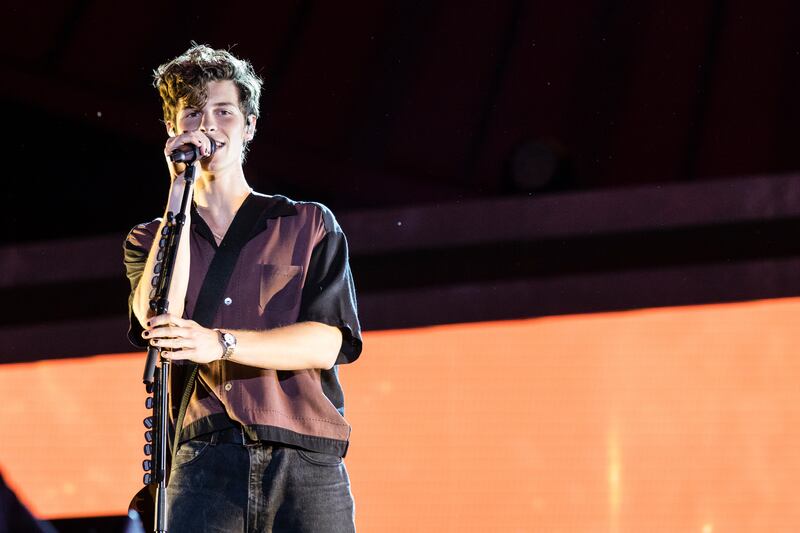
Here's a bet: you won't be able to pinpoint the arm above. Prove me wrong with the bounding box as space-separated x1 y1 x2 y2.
140 203 361 370
129 179 192 327
130 132 213 327
142 315 343 370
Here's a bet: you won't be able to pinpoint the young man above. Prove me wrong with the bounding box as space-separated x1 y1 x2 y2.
124 44 362 532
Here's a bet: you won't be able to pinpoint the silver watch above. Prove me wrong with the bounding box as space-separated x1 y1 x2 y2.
216 329 237 360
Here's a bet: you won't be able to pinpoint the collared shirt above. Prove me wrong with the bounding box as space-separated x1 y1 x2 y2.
124 193 362 456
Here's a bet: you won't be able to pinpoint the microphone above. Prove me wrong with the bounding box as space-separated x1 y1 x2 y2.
169 137 217 163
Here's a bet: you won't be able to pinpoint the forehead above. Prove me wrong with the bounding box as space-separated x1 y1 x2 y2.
178 80 242 112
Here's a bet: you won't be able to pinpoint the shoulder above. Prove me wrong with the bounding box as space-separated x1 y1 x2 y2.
125 218 162 249
265 194 342 234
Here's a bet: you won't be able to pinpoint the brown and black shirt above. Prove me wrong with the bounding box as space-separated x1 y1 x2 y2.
124 193 362 457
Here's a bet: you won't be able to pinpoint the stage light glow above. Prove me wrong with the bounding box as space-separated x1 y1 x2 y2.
1 296 799 531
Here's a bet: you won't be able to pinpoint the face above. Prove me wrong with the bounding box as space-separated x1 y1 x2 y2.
169 80 256 173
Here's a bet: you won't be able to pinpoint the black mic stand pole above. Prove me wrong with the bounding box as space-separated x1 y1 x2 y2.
141 162 197 533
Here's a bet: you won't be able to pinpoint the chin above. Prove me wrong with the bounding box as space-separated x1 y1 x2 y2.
201 158 232 174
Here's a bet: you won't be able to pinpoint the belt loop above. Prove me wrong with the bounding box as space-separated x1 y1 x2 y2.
240 425 260 447
210 431 219 446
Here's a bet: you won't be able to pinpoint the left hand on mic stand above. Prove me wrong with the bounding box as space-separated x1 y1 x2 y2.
143 313 224 363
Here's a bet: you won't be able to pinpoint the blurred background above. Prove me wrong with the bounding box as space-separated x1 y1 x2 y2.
2 1 800 531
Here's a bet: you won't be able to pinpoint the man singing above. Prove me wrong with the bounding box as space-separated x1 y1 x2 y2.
124 44 362 532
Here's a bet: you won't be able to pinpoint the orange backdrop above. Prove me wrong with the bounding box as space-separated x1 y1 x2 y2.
2 297 800 532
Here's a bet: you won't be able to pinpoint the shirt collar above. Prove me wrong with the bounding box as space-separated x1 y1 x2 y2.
191 193 298 247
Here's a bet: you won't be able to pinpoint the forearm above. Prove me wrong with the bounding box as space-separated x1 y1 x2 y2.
226 322 343 370
132 181 193 326
146 316 344 371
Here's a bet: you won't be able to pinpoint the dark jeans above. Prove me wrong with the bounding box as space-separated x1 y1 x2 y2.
166 429 356 532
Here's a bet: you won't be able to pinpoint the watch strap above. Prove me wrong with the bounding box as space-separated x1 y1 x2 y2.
216 329 235 360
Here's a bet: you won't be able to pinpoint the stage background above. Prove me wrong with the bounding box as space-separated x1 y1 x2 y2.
4 3 800 531
2 297 799 532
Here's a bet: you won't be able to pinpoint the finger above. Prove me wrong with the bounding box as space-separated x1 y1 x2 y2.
160 349 192 361
193 133 211 156
187 132 208 148
180 131 203 143
144 326 192 339
164 134 198 154
163 315 194 328
164 132 205 156
150 337 194 350
187 135 205 152
146 314 173 328
147 314 192 328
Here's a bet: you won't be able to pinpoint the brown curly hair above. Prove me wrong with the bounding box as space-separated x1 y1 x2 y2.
153 43 263 128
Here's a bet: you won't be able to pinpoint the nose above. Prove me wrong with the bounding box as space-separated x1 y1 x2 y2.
199 111 217 132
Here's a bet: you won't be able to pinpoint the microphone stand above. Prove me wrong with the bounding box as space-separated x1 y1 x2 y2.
141 163 196 533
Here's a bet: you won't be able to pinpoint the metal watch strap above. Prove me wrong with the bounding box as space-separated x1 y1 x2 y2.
216 329 235 360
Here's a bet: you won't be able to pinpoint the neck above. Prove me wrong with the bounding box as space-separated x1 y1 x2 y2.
193 167 252 237
194 167 251 214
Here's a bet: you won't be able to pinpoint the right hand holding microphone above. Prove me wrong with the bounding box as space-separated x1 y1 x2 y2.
164 131 216 179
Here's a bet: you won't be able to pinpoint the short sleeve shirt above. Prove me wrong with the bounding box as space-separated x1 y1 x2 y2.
124 193 362 456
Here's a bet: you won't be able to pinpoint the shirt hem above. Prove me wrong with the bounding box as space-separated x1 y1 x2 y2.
180 413 350 457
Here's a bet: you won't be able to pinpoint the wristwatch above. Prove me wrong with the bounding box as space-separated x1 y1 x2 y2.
215 329 237 360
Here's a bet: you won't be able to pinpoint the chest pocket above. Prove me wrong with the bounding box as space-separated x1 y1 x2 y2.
259 264 304 318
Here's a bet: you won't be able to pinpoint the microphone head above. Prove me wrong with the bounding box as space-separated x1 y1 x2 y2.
169 136 217 163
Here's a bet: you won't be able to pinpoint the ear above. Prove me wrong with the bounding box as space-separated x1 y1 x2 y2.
245 115 257 140
166 120 177 137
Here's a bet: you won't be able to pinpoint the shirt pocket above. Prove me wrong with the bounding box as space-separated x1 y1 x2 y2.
259 264 304 316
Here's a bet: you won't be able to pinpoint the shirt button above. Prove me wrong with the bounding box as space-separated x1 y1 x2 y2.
224 383 232 391
224 297 232 305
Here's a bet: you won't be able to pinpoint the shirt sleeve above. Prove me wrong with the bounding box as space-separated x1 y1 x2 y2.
297 209 363 365
123 221 158 348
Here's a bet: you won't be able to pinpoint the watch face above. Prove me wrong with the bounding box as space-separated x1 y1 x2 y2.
223 332 236 346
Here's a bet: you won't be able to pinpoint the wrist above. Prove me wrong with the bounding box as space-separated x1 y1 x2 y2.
215 329 237 361
163 184 193 220
169 174 186 204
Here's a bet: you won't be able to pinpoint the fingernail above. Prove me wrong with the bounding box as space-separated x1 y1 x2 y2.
142 331 150 337
146 321 151 327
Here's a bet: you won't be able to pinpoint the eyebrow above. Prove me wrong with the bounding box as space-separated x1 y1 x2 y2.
181 102 239 112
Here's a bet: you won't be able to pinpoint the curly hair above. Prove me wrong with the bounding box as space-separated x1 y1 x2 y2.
153 43 263 128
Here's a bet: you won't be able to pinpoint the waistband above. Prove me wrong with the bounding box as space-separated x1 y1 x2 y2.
183 418 349 457
193 426 260 446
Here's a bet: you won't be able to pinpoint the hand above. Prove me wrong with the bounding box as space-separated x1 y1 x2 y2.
164 131 214 179
143 313 223 364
